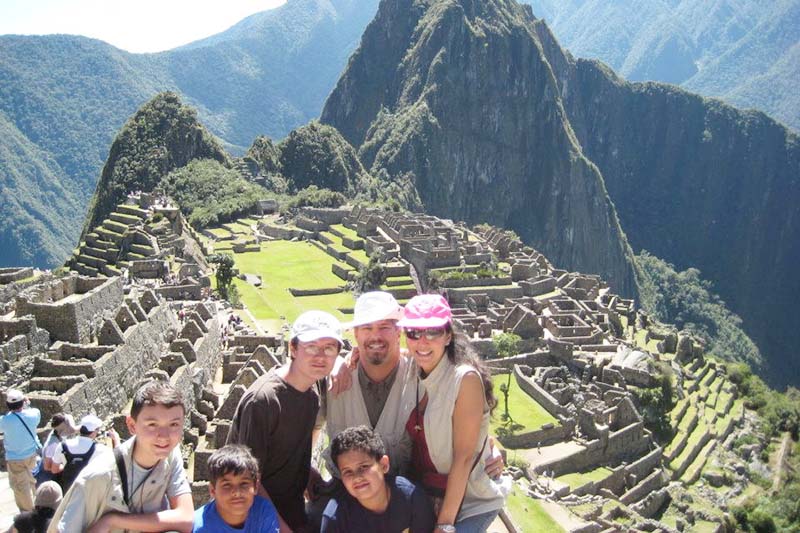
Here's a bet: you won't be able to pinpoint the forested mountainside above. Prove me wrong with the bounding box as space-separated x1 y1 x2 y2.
322 0 800 385
524 0 800 131
0 0 377 268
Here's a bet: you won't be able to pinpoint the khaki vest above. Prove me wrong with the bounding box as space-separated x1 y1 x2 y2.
325 355 419 475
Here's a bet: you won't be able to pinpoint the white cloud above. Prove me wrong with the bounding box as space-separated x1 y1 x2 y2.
0 0 287 53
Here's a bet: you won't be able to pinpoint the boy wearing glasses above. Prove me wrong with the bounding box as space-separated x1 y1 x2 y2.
228 310 343 533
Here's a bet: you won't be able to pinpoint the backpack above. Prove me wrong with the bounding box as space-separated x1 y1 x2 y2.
59 441 96 492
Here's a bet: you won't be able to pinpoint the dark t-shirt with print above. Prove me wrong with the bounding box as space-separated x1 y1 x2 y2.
321 475 435 533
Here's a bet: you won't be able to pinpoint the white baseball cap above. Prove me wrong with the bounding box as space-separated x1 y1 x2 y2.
79 414 103 433
345 291 403 329
290 311 343 344
6 389 25 404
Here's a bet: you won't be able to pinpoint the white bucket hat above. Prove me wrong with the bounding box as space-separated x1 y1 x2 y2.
345 291 403 329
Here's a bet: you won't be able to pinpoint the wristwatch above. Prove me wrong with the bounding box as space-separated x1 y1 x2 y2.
436 524 456 533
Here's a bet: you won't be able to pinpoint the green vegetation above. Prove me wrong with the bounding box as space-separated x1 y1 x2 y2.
726 362 800 439
229 240 353 332
160 159 266 228
277 121 369 196
349 250 386 295
490 374 558 439
84 92 230 234
637 251 762 369
631 362 674 441
556 467 613 489
505 484 565 532
284 185 347 211
209 253 236 300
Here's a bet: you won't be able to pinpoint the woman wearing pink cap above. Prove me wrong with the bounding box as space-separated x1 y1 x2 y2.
399 294 507 533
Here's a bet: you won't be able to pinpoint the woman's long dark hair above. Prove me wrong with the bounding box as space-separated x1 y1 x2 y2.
444 323 497 413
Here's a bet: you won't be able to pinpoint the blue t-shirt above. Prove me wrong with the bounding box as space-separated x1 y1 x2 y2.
321 475 436 533
0 408 41 461
192 494 280 533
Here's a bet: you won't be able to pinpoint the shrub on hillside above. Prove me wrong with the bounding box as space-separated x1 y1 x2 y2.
160 159 267 228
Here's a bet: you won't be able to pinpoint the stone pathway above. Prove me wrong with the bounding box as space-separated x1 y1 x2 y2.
0 470 16 530
517 440 586 471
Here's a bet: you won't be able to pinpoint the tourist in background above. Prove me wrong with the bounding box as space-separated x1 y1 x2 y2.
399 295 509 533
39 414 79 486
6 481 62 533
50 414 119 492
0 389 42 512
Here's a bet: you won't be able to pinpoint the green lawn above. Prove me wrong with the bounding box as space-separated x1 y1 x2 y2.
490 374 558 434
506 485 565 532
207 227 232 238
556 467 613 489
331 224 359 240
230 241 355 331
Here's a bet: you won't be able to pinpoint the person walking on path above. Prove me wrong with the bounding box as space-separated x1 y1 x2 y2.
0 389 42 512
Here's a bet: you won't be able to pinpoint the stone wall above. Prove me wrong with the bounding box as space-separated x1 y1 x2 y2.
28 302 178 421
16 277 124 344
298 207 349 225
0 267 33 284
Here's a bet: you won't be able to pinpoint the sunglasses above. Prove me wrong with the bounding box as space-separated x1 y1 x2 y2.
404 328 447 341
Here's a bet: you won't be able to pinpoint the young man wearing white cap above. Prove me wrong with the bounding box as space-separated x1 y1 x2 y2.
0 389 42 512
228 310 343 533
51 414 119 492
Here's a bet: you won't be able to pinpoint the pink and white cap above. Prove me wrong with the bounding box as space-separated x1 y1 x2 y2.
396 294 452 329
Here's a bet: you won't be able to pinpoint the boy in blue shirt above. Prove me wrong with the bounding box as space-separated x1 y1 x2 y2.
193 444 280 532
321 426 435 533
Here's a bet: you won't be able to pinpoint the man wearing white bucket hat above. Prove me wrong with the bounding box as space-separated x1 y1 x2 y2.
324 291 417 476
324 292 504 477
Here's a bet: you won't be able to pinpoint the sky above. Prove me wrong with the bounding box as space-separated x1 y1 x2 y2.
0 0 287 53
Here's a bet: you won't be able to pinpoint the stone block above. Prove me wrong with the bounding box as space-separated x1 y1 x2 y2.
139 289 159 314
170 338 197 363
223 362 244 383
115 304 138 332
216 384 246 420
251 345 279 370
98 319 125 345
180 320 204 344
214 420 231 449
159 352 188 375
232 366 259 389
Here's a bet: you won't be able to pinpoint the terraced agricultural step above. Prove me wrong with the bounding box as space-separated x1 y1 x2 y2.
95 227 124 245
102 264 123 277
82 246 117 262
130 244 155 256
103 219 129 234
682 439 717 484
117 204 149 219
79 252 109 269
385 276 413 287
110 212 142 226
72 262 99 277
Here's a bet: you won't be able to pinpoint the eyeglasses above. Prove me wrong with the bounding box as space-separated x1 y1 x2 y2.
301 344 340 357
404 328 447 341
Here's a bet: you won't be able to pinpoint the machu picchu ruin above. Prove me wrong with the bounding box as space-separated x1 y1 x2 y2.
2 200 784 533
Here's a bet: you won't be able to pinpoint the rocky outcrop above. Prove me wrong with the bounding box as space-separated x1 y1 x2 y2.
322 0 640 298
532 20 800 385
83 92 230 235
